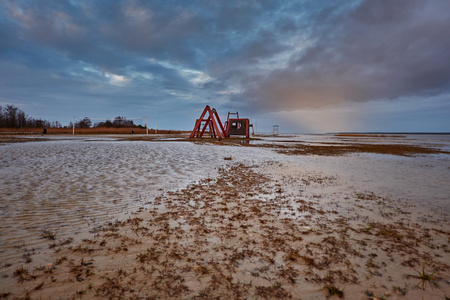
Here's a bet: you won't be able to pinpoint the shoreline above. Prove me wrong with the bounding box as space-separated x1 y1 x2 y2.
1 133 449 157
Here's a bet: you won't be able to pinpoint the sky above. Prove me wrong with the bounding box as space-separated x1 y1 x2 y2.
1 0 449 133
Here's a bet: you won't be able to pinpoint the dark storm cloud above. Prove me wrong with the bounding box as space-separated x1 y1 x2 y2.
237 0 450 110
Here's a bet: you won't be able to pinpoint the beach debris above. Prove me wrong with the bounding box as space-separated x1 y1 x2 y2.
411 266 437 290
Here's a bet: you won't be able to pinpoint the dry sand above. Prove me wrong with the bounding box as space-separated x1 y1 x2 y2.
0 135 449 299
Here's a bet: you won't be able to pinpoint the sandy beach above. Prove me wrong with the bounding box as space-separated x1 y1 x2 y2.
0 133 449 299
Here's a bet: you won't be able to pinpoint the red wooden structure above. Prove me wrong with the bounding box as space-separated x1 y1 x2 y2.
224 111 254 139
190 105 227 139
190 105 254 139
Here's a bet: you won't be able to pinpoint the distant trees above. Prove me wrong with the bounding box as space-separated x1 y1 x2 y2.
73 117 92 128
0 105 54 128
94 119 113 128
0 105 140 129
112 116 135 128
94 116 137 128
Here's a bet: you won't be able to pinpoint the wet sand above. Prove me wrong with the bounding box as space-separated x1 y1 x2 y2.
0 134 449 299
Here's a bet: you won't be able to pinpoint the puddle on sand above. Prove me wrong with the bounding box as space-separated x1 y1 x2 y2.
0 134 449 271
0 139 278 267
0 141 213 263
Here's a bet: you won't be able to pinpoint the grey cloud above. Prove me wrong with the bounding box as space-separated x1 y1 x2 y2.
100 2 206 66
236 0 450 111
238 29 288 63
133 62 192 88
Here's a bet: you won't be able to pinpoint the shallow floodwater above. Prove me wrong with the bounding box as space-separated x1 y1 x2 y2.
0 139 277 265
0 134 449 268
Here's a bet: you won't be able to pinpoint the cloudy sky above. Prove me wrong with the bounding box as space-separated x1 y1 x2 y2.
1 0 449 133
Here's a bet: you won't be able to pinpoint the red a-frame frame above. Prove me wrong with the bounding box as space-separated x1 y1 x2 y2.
190 105 227 139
